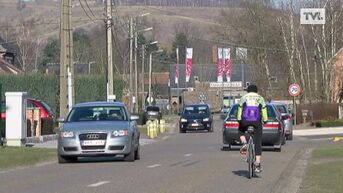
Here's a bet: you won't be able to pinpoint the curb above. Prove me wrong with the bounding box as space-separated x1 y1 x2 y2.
26 134 58 144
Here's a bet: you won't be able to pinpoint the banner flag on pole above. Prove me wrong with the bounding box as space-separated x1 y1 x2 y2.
224 48 231 82
217 48 223 82
185 48 193 83
175 48 179 84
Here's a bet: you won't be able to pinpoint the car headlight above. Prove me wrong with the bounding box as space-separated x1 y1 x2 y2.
203 118 210 122
112 130 129 137
60 131 74 138
181 118 188 123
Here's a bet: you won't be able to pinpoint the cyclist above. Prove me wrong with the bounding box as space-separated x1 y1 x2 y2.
237 84 268 173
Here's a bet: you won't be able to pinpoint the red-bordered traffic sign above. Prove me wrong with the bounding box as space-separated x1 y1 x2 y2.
288 83 301 97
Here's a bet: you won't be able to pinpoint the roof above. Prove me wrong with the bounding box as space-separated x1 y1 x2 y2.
0 57 22 74
73 101 125 108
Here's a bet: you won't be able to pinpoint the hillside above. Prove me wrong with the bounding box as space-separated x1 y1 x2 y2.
0 1 229 47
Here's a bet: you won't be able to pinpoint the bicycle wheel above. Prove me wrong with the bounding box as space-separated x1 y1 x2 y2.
247 139 254 179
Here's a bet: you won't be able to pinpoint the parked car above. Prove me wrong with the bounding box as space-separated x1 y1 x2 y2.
143 106 162 123
271 102 293 140
1 98 54 119
1 99 54 135
222 103 286 151
57 101 140 163
179 103 213 133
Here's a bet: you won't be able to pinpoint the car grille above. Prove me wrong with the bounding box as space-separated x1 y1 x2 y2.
79 133 107 140
81 146 106 150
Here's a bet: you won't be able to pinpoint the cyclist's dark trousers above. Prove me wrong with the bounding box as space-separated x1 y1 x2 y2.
238 120 263 156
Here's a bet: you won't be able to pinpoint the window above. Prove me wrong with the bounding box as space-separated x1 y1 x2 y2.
67 106 127 122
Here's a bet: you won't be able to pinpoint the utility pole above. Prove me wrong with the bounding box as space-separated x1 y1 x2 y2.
59 0 73 117
129 17 133 112
141 44 145 111
134 28 138 113
148 53 152 106
106 0 114 98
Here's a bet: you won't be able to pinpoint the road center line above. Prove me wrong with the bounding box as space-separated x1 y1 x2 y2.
87 181 110 187
147 164 161 168
184 153 193 157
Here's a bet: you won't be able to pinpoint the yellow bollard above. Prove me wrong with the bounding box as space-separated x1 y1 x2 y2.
147 120 154 139
333 136 342 142
154 120 159 134
159 119 165 133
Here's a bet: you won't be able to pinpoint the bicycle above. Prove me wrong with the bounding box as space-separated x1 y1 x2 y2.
246 125 256 179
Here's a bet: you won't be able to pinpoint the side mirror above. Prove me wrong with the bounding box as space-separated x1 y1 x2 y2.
130 115 139 121
57 117 65 123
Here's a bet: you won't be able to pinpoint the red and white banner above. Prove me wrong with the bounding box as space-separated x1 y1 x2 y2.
217 48 223 82
175 48 179 84
185 48 193 83
224 48 231 82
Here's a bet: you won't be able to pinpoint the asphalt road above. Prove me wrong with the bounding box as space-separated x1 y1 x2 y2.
0 118 333 193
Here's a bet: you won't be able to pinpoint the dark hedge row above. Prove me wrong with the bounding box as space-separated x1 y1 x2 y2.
0 73 124 116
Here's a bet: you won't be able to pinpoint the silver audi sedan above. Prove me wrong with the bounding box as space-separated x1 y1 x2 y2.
57 101 140 163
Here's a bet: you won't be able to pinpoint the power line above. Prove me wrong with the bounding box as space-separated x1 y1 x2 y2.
78 0 97 22
83 0 99 20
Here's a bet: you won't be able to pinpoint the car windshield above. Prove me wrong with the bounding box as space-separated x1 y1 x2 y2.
0 101 5 113
275 105 287 114
67 106 127 122
183 106 209 115
147 106 159 111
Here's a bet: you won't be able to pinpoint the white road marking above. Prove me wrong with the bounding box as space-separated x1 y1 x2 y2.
87 181 110 187
184 153 193 157
147 164 161 168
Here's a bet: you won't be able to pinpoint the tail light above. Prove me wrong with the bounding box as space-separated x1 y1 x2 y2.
224 121 239 128
282 115 291 120
263 122 279 128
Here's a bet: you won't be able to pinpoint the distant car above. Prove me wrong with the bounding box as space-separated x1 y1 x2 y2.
1 98 54 120
57 101 140 163
271 102 293 140
179 103 213 133
222 103 285 151
144 106 162 123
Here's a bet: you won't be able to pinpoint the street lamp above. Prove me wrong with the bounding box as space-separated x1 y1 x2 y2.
141 41 158 111
148 49 163 106
134 27 153 113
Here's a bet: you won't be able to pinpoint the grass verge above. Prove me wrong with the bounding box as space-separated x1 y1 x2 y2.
300 144 343 193
0 146 56 171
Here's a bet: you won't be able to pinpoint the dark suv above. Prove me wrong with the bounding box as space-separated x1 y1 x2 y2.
143 106 162 123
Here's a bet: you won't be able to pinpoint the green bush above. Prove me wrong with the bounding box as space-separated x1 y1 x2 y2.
0 73 124 117
316 120 343 127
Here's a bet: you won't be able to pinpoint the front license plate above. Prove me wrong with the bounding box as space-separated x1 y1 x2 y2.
191 123 199 126
81 140 105 146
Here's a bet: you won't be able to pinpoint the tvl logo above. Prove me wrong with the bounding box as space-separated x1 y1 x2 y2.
300 8 325 25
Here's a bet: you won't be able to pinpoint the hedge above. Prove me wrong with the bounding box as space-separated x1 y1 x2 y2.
315 120 343 127
0 73 124 117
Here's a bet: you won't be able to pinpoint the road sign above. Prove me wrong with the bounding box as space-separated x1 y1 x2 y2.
147 96 154 103
288 83 301 97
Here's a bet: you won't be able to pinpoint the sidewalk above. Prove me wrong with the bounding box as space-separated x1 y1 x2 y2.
293 123 343 137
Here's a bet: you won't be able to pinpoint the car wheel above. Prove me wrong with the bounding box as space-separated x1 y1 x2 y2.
124 141 135 162
221 145 231 151
281 135 286 145
286 132 293 140
180 128 186 133
58 155 77 163
135 142 140 160
274 144 282 152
